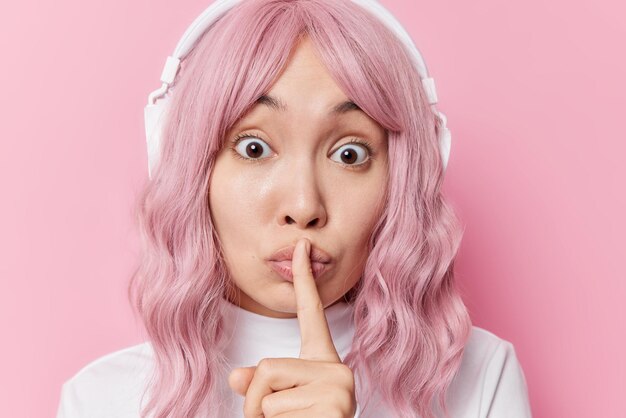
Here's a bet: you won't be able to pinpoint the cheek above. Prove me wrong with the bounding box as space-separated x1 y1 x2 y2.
208 170 255 278
209 161 246 244
334 179 386 238
209 161 260 232
326 194 382 282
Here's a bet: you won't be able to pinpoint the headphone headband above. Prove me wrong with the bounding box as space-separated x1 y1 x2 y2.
144 0 452 179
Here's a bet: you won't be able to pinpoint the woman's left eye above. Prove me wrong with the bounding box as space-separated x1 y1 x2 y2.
329 141 372 167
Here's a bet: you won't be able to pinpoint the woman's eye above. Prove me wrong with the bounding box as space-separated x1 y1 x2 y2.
231 133 372 167
232 136 273 160
330 142 371 166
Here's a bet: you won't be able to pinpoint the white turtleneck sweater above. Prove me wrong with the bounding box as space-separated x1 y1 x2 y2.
56 300 532 417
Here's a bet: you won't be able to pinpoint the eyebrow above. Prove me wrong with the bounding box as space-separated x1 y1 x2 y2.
255 94 363 116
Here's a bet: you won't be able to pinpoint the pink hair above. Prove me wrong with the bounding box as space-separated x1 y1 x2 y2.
128 0 472 417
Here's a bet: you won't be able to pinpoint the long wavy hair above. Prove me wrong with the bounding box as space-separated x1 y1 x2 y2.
128 0 472 417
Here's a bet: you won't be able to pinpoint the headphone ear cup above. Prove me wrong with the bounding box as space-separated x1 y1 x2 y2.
435 110 451 173
144 99 168 180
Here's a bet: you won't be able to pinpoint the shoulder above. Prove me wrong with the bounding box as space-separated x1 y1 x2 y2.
463 326 518 367
57 342 154 418
444 326 532 417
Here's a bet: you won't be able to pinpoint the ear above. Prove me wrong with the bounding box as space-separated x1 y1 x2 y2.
228 366 257 396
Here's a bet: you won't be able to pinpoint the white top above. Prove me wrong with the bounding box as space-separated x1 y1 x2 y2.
56 300 532 417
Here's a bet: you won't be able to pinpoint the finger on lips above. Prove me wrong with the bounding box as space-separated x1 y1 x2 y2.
293 237 341 363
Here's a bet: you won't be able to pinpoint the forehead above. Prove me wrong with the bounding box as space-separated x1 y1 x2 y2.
257 37 358 115
252 94 364 118
232 36 382 130
230 93 380 135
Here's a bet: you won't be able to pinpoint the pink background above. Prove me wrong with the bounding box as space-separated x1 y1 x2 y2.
1 0 624 416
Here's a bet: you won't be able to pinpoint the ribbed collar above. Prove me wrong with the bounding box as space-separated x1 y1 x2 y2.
221 299 356 368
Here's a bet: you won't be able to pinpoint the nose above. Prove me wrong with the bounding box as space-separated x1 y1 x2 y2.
276 161 328 229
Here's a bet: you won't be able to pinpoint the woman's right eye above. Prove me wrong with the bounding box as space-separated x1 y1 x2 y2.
230 134 274 161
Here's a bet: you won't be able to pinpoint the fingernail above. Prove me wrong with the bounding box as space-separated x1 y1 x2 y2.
304 238 311 256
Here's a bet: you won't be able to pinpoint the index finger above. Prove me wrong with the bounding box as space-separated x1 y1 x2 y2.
292 237 341 363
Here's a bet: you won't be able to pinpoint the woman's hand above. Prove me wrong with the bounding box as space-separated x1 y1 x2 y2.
228 237 357 418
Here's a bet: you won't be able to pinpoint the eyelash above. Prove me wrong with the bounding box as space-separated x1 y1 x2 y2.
228 131 375 169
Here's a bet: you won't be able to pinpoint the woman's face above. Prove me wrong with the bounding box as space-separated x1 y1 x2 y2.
209 36 388 318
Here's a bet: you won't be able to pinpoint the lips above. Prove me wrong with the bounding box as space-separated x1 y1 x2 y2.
267 259 330 281
268 243 332 264
267 242 332 282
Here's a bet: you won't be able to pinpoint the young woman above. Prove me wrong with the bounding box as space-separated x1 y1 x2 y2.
56 0 532 417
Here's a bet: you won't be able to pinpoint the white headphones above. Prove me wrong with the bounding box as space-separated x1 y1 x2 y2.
144 0 452 180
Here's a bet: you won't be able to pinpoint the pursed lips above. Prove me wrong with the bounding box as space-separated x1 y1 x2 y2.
267 259 331 281
267 243 333 281
268 243 332 264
